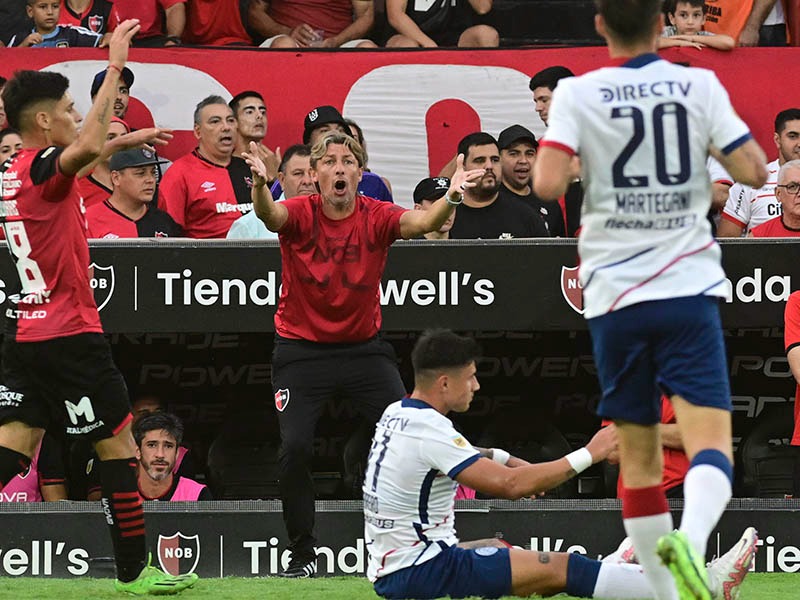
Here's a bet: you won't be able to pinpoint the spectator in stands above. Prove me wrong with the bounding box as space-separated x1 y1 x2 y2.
9 0 101 47
86 147 182 239
497 124 563 237
413 176 454 239
183 0 252 46
658 0 734 50
230 90 281 192
134 413 211 501
90 66 134 120
242 131 484 577
0 433 67 502
529 66 582 236
448 132 548 239
76 117 128 207
386 0 498 47
227 143 314 239
528 65 574 128
750 160 800 237
0 1 31 46
114 0 185 47
718 108 800 236
250 0 377 48
705 0 789 46
58 0 120 47
161 95 253 238
0 128 23 163
270 106 392 202
785 290 800 496
344 117 392 193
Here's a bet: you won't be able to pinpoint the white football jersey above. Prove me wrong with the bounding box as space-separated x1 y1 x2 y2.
706 156 732 185
363 398 480 582
721 158 781 233
542 54 752 318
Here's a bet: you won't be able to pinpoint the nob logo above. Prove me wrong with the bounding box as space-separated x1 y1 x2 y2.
89 263 115 311
560 266 583 315
158 532 200 576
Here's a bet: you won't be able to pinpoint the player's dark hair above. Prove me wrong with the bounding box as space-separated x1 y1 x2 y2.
529 66 575 92
344 118 369 165
193 94 230 125
457 132 498 163
228 90 264 117
133 412 184 447
0 76 7 88
1 70 70 131
412 329 481 377
278 144 311 174
664 0 706 15
0 128 21 144
775 108 800 134
594 0 663 45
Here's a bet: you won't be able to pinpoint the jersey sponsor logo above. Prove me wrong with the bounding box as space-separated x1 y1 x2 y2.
201 181 217 193
65 396 96 425
89 262 115 311
452 435 467 448
0 385 24 408
158 532 200 576
274 388 290 411
560 265 584 315
88 15 103 33
474 546 499 556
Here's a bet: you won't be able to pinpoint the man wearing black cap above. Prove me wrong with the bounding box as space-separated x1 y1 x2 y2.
90 66 135 119
413 176 454 239
86 148 181 238
497 124 564 237
448 132 548 239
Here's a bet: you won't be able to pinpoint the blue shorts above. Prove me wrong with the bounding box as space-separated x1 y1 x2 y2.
588 295 731 425
374 545 512 599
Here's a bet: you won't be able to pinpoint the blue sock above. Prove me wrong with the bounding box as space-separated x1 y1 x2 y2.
565 553 601 597
691 448 733 483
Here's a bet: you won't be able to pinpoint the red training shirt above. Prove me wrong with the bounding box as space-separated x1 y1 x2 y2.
114 0 186 39
784 291 800 446
269 0 354 38
160 150 243 238
77 174 112 208
0 147 103 341
183 0 251 45
750 215 800 238
275 194 405 343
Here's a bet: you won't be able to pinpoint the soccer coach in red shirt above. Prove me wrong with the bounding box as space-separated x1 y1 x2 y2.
243 131 483 578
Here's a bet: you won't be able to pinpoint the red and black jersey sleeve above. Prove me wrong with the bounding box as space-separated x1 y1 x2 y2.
30 147 75 202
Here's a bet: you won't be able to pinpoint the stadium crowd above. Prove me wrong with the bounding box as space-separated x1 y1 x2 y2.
0 0 799 593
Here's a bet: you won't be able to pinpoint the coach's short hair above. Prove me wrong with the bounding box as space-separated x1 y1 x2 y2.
594 0 663 45
193 95 231 125
457 132 498 163
775 108 800 134
309 131 365 169
411 330 481 378
1 70 70 131
228 90 264 117
529 66 575 92
133 412 184 447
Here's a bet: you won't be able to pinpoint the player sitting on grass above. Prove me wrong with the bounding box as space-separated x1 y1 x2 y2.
362 329 757 600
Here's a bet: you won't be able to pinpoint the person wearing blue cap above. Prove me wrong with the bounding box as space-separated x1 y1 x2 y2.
90 65 134 119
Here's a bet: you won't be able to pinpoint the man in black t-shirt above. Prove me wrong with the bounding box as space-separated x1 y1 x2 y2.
448 132 548 239
497 124 564 237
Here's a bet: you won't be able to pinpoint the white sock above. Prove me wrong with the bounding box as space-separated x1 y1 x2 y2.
593 563 661 599
680 464 732 557
624 513 679 600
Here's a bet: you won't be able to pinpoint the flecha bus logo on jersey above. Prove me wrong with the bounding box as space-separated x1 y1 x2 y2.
560 266 584 315
275 389 290 412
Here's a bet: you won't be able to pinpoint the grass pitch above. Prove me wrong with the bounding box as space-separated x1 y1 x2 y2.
0 573 794 599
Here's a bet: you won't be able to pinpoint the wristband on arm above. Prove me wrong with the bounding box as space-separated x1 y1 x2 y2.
565 447 592 474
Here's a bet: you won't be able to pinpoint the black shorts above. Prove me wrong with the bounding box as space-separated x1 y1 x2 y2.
1 333 132 442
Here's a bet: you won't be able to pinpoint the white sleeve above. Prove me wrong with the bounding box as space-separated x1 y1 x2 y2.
721 182 751 227
706 156 732 184
541 79 579 155
705 72 751 155
420 425 481 480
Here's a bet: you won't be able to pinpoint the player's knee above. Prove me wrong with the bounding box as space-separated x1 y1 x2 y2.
270 35 298 49
459 25 500 48
386 34 418 48
509 549 569 597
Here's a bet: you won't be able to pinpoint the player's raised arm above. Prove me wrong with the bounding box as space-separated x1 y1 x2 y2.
245 141 289 231
59 19 140 177
533 146 575 201
711 141 767 190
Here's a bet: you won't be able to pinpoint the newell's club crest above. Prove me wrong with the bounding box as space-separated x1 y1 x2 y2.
275 389 290 412
157 532 200 576
560 265 584 315
89 263 115 311
88 15 104 33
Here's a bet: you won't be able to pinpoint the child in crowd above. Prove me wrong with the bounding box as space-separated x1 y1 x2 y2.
58 0 120 47
9 0 101 47
658 0 735 50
